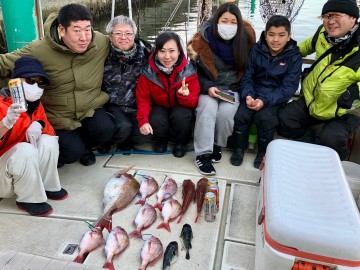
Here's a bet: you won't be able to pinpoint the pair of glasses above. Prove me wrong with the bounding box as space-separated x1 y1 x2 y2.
25 77 47 89
320 13 346 21
111 32 134 38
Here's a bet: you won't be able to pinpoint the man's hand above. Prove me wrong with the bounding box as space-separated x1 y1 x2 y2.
26 121 43 148
2 103 26 129
178 77 189 96
140 123 153 135
337 83 359 109
246 96 264 111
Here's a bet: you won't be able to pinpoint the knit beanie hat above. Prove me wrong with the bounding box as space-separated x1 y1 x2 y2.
322 0 359 19
11 56 50 85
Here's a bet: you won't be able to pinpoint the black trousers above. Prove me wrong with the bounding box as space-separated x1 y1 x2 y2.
104 104 151 146
149 105 194 144
234 101 281 131
277 96 360 160
56 108 114 164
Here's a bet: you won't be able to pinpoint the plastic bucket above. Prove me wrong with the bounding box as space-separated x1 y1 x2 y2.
342 161 360 199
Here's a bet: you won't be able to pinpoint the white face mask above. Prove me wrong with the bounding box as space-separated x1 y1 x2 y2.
217 24 238 40
22 81 44 102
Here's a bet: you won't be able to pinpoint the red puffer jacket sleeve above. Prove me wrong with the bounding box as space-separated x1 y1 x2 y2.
136 74 153 128
175 72 200 109
32 102 56 135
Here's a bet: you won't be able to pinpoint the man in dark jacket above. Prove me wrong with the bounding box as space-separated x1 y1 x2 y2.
231 15 302 168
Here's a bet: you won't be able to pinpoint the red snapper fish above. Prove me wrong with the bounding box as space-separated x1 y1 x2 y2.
139 236 163 270
129 203 157 238
102 226 129 270
195 177 208 223
135 175 159 206
73 227 104 263
177 179 196 223
157 197 181 232
94 165 140 232
153 175 178 211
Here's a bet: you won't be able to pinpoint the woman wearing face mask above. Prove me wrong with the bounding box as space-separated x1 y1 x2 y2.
188 3 256 175
136 31 200 157
0 56 67 217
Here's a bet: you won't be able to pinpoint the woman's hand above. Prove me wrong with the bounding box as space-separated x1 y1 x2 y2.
178 77 189 96
140 123 153 135
208 87 220 98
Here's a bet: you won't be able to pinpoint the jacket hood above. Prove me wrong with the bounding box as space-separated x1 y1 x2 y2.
257 30 298 57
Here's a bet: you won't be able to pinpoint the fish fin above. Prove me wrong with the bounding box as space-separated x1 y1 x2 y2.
135 199 145 206
102 261 115 270
177 214 183 224
186 250 190 260
194 212 200 223
129 229 141 238
94 217 112 232
115 165 135 178
157 222 171 232
73 254 84 263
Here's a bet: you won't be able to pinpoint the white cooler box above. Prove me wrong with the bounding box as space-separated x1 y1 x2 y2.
255 139 360 270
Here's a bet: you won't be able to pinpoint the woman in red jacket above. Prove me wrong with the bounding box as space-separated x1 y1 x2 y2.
136 32 200 157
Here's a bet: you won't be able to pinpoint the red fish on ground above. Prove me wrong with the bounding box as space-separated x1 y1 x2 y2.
139 236 163 270
177 179 196 223
73 227 104 263
157 197 181 232
195 177 208 223
153 175 178 211
102 226 129 270
94 165 140 232
129 203 157 238
135 175 159 206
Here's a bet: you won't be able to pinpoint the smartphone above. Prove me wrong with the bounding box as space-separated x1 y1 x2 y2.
8 78 27 111
218 90 235 104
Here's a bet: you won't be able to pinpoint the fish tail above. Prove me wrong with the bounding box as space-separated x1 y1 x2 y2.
135 199 145 206
129 229 141 238
186 250 190 260
103 261 115 270
94 217 112 232
177 214 183 224
157 221 171 232
153 202 162 211
73 254 84 263
194 212 200 223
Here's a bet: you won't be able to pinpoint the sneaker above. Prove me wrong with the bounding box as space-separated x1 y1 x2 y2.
80 151 96 166
154 141 167 153
16 202 53 216
46 188 68 200
230 148 245 166
173 144 187 158
195 155 216 176
57 161 65 168
210 145 222 163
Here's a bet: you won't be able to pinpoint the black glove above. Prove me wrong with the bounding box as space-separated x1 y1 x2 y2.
337 83 360 109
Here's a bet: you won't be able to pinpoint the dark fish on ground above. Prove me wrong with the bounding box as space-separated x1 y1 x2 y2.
162 241 178 270
180 223 193 260
195 177 208 223
94 165 140 232
177 179 196 223
103 226 129 270
73 227 104 263
135 175 159 206
153 175 178 211
157 197 181 232
129 203 157 238
139 236 163 270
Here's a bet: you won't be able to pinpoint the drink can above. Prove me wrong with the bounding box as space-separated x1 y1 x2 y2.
209 185 219 212
8 78 27 111
208 178 218 187
204 192 216 222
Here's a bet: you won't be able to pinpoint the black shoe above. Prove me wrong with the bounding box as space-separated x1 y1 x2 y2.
96 144 112 154
80 151 96 166
254 152 265 169
195 155 216 176
173 144 187 158
16 202 53 216
210 145 222 163
230 148 245 166
154 141 167 153
117 143 132 151
46 188 68 200
57 161 65 168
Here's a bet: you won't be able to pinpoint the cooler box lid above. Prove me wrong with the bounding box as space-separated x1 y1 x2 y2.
264 139 360 261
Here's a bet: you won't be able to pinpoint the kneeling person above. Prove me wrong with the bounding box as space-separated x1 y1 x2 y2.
0 57 67 216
